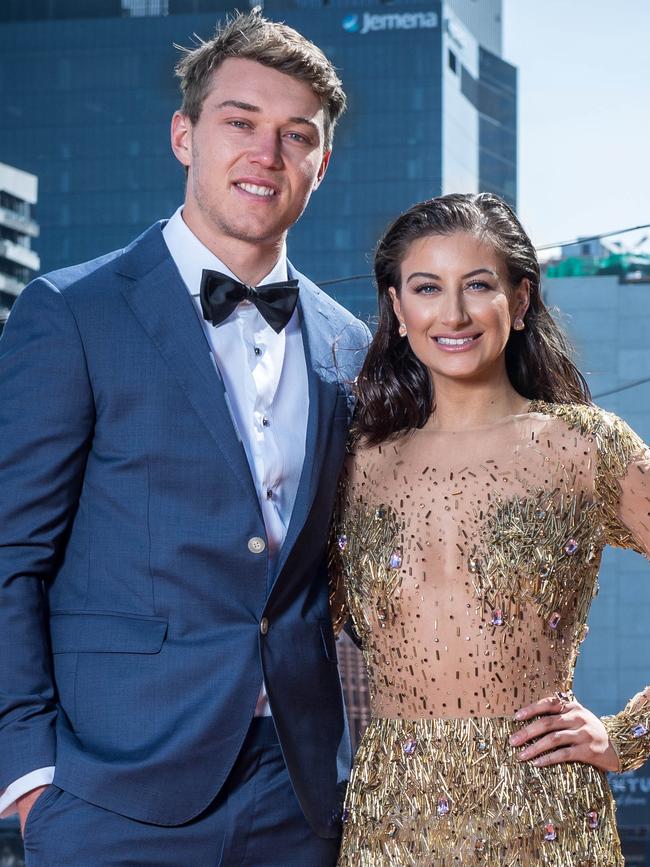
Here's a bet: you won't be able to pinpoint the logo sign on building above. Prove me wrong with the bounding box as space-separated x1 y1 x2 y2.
342 11 438 35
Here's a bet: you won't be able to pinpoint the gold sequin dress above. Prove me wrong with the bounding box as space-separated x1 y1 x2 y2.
331 402 650 866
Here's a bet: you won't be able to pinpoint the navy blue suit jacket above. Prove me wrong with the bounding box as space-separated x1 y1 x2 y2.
0 222 369 834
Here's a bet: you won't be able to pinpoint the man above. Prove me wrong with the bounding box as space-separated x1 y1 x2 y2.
0 10 369 865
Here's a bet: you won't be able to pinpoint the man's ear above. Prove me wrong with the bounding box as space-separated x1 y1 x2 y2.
313 150 331 191
171 112 192 169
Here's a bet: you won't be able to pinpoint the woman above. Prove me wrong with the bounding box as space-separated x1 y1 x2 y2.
331 193 650 865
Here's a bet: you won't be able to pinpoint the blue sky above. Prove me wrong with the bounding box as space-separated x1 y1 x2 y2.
503 0 650 257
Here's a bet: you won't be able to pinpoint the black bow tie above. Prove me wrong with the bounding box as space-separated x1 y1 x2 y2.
200 270 300 334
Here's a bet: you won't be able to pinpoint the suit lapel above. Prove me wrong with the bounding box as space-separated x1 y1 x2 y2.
117 225 261 511
274 273 341 580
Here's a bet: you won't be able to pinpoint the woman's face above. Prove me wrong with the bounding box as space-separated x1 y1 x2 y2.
389 231 529 386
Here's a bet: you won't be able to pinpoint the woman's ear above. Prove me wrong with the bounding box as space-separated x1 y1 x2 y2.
388 287 403 325
513 278 530 321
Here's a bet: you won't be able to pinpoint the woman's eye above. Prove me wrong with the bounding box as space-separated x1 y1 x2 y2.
466 281 491 292
414 284 439 294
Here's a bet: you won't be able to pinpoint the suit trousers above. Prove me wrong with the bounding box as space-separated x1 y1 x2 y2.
22 719 340 867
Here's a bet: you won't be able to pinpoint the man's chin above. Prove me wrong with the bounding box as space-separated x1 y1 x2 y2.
220 218 290 247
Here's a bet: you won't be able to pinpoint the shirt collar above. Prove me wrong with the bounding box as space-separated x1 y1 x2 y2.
162 206 288 297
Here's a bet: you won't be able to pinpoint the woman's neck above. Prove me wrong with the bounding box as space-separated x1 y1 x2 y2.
426 371 530 432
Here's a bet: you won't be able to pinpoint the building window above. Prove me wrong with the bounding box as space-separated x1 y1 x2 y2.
121 0 169 16
448 49 457 74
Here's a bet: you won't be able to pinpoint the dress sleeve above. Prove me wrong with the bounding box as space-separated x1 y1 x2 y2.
596 413 650 771
601 692 650 773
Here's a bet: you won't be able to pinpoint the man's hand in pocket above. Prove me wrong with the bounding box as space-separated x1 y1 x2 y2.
17 785 48 836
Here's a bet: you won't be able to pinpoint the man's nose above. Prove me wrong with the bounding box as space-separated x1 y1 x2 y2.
248 129 283 170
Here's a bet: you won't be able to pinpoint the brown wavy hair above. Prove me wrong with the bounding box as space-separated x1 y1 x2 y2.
353 192 591 447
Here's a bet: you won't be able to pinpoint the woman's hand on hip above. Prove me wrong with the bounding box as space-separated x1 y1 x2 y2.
510 692 620 772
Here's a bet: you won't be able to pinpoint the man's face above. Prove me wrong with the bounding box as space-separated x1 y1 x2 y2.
171 57 330 251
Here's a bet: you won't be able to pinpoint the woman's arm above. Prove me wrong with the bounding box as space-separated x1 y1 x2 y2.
513 413 650 772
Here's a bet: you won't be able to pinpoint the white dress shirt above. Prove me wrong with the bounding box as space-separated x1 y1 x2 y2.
164 208 308 569
0 207 309 817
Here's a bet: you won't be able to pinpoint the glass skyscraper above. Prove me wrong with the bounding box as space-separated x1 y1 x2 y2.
0 0 516 321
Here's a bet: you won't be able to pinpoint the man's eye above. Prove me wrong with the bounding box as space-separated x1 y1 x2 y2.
228 120 250 129
286 132 309 143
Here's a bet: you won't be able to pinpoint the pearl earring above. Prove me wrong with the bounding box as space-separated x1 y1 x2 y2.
513 317 525 331
398 322 407 337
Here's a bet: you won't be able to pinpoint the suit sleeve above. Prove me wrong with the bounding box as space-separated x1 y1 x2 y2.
597 415 650 772
0 277 94 789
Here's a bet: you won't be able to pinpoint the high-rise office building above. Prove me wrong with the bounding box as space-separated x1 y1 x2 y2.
0 162 39 333
447 0 502 54
0 0 515 320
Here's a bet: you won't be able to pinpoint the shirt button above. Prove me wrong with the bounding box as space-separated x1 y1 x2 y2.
260 617 269 635
266 488 273 500
248 536 266 554
262 416 270 427
254 346 262 356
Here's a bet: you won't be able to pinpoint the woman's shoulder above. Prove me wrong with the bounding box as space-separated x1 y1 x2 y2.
530 399 617 432
528 400 646 466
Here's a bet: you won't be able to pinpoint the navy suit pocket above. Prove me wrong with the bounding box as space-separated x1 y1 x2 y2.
59 612 173 751
50 612 168 736
50 611 168 654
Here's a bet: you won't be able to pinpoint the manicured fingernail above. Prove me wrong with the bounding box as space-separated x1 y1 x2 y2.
532 758 542 767
509 734 520 745
519 748 531 759
514 710 524 720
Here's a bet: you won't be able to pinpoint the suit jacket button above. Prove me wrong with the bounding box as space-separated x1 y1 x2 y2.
260 617 269 635
248 536 266 554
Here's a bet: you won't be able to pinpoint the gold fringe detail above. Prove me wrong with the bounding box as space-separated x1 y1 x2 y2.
339 717 623 866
